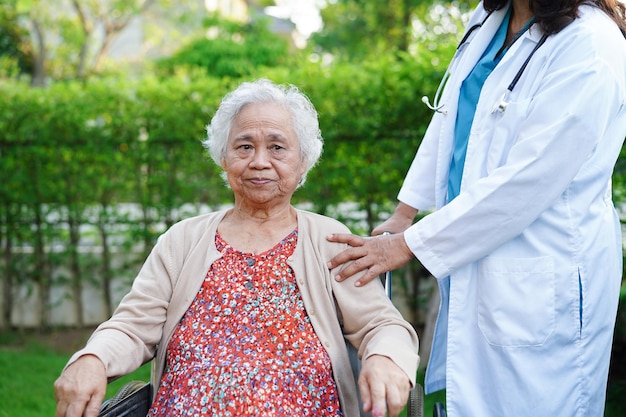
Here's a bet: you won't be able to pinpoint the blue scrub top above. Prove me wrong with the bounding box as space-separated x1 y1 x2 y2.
447 9 511 202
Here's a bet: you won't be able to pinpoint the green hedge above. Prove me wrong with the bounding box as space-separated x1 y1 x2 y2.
0 55 439 328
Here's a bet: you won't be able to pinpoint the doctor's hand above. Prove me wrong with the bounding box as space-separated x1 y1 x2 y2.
371 202 419 236
326 232 414 286
54 354 107 417
359 354 411 417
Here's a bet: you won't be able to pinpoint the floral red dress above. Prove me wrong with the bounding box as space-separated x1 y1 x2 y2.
147 229 344 416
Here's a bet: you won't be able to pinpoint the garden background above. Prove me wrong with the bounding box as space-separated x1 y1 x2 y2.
1 0 625 416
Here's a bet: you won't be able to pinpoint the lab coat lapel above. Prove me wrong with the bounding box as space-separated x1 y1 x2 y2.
463 25 546 182
433 8 508 208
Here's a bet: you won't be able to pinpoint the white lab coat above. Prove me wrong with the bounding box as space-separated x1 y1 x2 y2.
399 2 626 416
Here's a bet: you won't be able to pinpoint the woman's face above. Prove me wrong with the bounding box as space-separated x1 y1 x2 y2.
222 102 306 207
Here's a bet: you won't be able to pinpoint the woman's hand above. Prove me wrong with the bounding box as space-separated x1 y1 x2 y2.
326 232 414 286
359 354 411 417
54 354 107 417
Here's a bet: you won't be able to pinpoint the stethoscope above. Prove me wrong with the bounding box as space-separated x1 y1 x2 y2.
422 12 549 115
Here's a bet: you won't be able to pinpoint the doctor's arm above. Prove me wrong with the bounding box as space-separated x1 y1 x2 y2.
329 56 622 283
329 106 600 284
371 202 420 236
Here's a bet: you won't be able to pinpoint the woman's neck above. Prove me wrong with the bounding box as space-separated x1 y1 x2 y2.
230 201 295 224
219 204 297 254
507 1 534 43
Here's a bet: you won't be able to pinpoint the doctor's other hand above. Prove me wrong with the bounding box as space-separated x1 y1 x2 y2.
359 354 411 417
326 232 414 286
371 202 419 236
54 354 107 417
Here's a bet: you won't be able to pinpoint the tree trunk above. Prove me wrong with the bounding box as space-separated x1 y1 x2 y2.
33 202 51 332
67 212 84 327
70 0 93 79
1 203 14 330
98 204 113 319
29 18 46 87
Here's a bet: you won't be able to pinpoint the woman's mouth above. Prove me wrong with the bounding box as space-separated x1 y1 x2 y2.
249 178 271 185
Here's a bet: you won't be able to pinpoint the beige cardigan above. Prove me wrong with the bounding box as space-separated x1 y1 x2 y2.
68 208 419 416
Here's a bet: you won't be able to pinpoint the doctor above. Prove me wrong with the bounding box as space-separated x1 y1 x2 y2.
327 0 626 415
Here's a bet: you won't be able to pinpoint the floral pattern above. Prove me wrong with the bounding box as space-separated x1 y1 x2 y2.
148 228 343 416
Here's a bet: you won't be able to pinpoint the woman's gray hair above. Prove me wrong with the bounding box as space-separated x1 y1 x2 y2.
203 78 323 187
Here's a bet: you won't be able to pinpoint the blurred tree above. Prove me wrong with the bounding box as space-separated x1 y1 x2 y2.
0 0 32 78
69 0 159 78
310 0 477 60
0 0 205 85
156 13 290 78
311 0 420 59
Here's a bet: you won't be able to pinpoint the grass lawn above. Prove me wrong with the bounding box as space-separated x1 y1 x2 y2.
0 329 151 417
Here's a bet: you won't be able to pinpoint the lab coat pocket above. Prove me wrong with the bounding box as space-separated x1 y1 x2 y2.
486 97 532 172
477 256 555 347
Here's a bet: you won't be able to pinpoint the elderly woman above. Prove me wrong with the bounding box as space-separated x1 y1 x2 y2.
54 79 419 417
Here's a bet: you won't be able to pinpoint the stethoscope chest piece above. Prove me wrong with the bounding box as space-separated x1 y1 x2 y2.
490 33 550 115
492 90 511 114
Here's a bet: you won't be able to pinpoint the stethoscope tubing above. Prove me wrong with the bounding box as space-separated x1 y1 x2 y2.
424 11 549 114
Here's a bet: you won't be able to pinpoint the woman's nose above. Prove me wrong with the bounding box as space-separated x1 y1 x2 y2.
250 148 271 167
